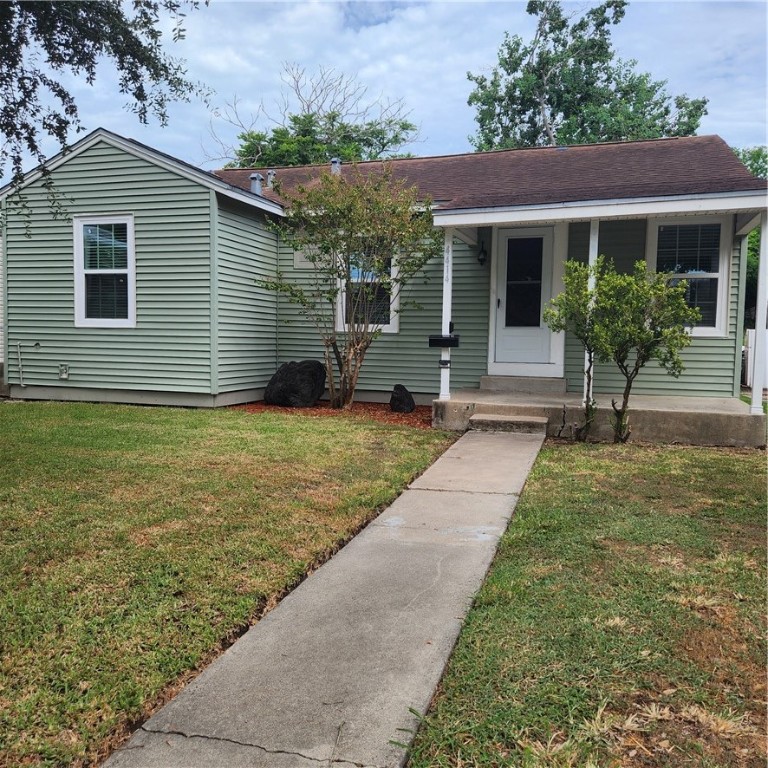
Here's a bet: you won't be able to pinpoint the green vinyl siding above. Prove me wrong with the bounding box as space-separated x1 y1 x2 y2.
564 219 741 397
215 197 278 392
4 140 213 392
275 238 489 394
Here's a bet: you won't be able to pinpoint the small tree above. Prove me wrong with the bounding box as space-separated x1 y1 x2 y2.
260 167 442 409
593 260 701 442
543 256 605 440
546 257 700 443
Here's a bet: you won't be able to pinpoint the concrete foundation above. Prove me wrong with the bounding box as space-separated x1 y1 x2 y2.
434 389 766 448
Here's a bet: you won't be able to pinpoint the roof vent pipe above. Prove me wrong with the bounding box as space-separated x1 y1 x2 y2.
330 158 341 175
249 172 264 195
267 170 276 188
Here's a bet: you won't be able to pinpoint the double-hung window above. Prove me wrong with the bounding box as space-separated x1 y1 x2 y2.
74 215 136 328
336 258 400 333
648 216 731 337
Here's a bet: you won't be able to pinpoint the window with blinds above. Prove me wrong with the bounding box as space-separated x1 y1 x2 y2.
656 223 722 328
338 259 399 333
74 216 135 328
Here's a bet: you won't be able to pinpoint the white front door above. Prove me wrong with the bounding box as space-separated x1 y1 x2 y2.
494 227 554 366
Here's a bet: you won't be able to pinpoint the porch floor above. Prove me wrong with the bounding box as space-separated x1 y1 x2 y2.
433 389 766 448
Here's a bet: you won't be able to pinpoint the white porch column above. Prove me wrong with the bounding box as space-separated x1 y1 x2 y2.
750 211 767 414
439 228 454 400
583 218 600 405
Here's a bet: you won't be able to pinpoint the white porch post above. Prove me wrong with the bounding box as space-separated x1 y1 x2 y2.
750 211 767 414
583 218 600 405
439 228 454 400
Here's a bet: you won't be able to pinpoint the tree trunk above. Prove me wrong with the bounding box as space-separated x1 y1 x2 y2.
339 346 365 409
325 341 341 408
611 374 635 443
576 349 596 441
537 90 557 146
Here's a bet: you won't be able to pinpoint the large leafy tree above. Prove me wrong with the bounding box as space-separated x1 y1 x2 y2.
229 110 416 168
733 145 766 328
260 168 442 408
0 1 205 195
209 64 417 168
467 0 708 150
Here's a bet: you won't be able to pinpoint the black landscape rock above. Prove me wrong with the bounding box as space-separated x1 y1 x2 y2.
264 360 326 407
390 384 416 413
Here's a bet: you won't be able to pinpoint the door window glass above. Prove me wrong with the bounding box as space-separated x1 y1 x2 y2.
505 237 542 327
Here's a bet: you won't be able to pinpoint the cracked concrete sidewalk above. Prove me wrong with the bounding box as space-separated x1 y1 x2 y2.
103 431 544 768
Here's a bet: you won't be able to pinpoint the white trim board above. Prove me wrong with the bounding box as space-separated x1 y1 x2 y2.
433 191 768 228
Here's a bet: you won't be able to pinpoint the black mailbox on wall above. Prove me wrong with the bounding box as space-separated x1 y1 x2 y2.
428 335 460 348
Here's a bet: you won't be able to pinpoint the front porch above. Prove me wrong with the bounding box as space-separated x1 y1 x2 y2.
433 385 766 448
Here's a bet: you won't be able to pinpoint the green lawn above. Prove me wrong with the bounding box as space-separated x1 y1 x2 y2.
0 401 453 767
408 443 766 768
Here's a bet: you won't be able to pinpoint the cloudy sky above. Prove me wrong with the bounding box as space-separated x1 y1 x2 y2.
22 0 768 174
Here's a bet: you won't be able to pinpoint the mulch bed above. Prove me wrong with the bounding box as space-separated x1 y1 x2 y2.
234 401 434 429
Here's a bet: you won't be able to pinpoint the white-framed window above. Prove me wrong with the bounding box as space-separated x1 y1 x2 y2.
646 215 731 337
293 248 313 270
73 215 136 328
335 259 400 334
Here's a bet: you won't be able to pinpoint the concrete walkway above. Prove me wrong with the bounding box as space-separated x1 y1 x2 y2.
104 431 545 768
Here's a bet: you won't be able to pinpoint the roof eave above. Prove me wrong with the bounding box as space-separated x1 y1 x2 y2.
0 128 285 217
432 189 768 227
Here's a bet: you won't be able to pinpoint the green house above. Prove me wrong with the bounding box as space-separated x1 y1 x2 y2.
2 129 766 441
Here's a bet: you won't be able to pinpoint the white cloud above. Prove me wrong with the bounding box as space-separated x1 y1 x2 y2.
6 0 767 179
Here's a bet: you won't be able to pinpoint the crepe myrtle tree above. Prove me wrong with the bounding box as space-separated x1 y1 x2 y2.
259 167 442 409
546 258 700 442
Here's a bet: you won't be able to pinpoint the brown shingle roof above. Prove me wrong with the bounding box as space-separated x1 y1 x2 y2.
214 135 767 212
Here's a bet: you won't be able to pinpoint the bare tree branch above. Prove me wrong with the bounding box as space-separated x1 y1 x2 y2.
205 62 418 167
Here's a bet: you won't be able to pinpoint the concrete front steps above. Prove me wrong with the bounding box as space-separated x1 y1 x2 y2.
468 412 548 434
433 376 766 447
433 388 766 448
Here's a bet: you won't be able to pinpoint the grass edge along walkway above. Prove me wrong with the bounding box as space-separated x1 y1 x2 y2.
407 442 766 768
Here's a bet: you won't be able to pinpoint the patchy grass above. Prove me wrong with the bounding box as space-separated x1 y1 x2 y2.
0 401 453 767
408 443 766 768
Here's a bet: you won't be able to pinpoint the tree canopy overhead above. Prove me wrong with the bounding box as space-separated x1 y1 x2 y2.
0 0 205 193
209 64 417 168
467 0 708 150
